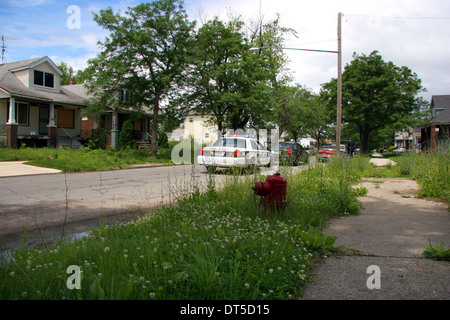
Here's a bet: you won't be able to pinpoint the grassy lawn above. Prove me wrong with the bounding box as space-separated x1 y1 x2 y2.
0 156 367 300
0 147 173 172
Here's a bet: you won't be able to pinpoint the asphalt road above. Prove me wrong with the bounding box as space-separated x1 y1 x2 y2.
0 164 224 251
0 164 297 252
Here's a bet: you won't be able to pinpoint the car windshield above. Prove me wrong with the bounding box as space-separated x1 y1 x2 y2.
211 138 246 149
321 146 335 150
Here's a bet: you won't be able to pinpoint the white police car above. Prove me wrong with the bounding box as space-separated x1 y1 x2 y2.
198 135 272 172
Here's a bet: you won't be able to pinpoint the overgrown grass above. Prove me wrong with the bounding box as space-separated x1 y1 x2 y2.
0 157 366 300
361 148 450 203
396 148 450 203
0 147 173 172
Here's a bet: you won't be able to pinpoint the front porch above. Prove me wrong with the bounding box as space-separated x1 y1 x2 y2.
85 108 153 149
0 97 85 149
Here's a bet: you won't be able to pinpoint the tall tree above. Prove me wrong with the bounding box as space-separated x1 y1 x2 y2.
274 85 314 139
184 18 274 132
321 51 427 153
84 0 195 156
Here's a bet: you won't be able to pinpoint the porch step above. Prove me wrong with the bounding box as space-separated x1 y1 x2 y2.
137 139 152 150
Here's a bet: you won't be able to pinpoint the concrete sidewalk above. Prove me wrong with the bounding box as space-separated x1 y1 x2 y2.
299 175 450 299
0 161 61 178
370 152 397 166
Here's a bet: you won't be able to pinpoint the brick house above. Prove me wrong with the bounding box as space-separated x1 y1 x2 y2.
421 95 450 151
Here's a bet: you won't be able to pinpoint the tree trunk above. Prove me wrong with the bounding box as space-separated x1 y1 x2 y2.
359 130 370 154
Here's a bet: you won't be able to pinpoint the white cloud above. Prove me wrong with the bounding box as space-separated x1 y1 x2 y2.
4 0 449 102
6 0 50 7
187 0 450 101
53 53 98 72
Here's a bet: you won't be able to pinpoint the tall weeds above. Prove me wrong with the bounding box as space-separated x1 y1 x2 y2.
395 148 450 202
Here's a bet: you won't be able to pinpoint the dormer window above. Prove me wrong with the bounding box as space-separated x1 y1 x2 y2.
34 70 54 88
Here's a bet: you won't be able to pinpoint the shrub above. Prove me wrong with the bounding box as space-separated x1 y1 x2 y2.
119 119 135 149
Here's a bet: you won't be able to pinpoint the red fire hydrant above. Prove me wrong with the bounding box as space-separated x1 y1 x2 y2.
252 173 289 212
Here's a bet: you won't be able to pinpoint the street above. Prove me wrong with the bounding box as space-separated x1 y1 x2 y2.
0 164 222 251
0 164 302 252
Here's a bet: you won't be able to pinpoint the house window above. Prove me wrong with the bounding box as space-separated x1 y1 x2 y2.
7 102 29 126
116 89 128 102
16 102 29 126
34 70 54 88
204 132 209 139
188 117 194 123
58 108 75 129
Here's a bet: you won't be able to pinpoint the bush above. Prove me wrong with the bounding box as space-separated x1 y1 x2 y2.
119 119 135 149
87 128 109 150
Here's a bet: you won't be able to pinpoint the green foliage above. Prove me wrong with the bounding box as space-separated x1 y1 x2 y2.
119 119 135 149
84 0 195 157
423 241 450 261
321 50 428 153
354 187 368 197
399 148 450 202
185 16 290 131
274 85 327 142
87 128 109 150
158 131 169 149
296 226 338 255
57 61 75 86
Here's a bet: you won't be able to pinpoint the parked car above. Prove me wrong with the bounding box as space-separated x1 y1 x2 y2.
317 144 346 161
317 145 336 161
393 147 407 154
198 135 271 172
278 141 308 166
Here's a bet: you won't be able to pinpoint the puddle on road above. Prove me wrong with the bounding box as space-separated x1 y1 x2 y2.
1 209 150 264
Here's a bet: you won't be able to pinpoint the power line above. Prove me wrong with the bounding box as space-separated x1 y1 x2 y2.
346 14 450 20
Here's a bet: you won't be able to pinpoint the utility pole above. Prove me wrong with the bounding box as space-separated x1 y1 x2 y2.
336 12 343 155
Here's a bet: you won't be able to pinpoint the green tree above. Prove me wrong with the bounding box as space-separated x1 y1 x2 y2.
274 85 323 142
321 51 427 153
84 0 195 156
57 61 75 85
184 18 275 132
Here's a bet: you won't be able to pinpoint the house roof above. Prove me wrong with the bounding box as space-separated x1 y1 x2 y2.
63 83 155 116
1 56 63 76
0 56 85 106
430 95 450 124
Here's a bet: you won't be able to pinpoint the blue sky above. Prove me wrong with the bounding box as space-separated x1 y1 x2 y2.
2 0 450 102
